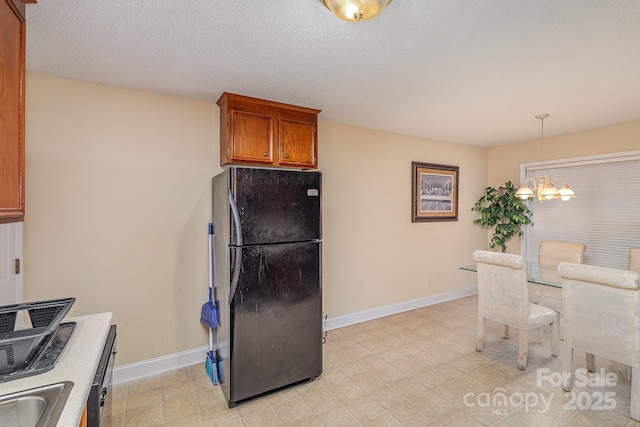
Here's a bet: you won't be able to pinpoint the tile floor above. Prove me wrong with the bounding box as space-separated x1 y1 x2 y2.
106 295 640 426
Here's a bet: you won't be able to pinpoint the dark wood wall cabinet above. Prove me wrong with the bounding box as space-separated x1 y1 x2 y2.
217 93 320 170
0 0 26 224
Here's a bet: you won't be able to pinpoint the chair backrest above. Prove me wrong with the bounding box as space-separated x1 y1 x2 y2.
473 250 528 329
539 241 586 266
558 262 640 368
630 247 640 272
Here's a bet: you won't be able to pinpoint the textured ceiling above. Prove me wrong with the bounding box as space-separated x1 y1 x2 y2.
25 1 640 147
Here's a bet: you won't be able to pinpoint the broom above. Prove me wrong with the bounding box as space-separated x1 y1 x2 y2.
210 223 225 384
213 318 225 384
204 223 219 385
205 329 219 385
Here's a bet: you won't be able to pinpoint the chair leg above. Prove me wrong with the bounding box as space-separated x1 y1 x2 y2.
625 365 632 382
563 348 574 392
503 324 509 339
586 353 596 372
557 311 564 341
476 317 485 352
631 367 640 421
549 321 558 357
517 329 529 370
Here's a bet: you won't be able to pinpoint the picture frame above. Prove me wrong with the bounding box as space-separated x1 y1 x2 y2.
411 162 459 222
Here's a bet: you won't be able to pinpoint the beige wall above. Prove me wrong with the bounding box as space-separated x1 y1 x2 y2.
487 121 640 252
25 74 222 365
488 121 640 187
25 73 489 365
319 122 488 316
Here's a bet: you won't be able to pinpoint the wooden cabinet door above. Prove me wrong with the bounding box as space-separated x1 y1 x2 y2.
0 0 26 224
78 404 88 427
229 110 274 164
218 93 320 169
278 118 317 168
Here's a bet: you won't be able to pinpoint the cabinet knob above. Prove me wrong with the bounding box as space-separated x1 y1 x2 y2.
284 153 289 158
263 152 268 156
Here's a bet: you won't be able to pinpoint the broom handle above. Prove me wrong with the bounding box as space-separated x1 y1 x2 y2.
209 326 213 351
211 224 218 301
208 223 214 292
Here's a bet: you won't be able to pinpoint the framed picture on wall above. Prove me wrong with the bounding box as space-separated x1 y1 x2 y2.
411 162 459 222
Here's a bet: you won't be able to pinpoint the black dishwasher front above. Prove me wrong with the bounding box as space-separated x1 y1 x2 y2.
87 324 117 426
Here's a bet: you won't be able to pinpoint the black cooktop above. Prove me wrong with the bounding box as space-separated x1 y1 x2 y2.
0 322 76 383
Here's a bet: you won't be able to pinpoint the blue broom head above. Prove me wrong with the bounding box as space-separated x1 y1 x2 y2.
215 349 225 384
200 301 218 329
205 351 219 385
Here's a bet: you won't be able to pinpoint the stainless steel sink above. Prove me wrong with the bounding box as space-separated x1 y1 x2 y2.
0 381 73 427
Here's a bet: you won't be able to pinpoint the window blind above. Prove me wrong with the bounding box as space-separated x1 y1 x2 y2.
523 152 640 269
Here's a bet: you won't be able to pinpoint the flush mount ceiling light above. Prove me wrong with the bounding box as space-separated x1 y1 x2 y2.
320 0 393 22
515 114 576 203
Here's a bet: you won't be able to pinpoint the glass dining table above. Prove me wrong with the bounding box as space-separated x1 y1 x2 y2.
459 263 562 288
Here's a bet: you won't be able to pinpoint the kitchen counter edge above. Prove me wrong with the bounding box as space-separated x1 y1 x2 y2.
0 312 113 427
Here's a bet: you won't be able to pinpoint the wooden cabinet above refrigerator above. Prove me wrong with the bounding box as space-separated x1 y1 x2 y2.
217 93 320 170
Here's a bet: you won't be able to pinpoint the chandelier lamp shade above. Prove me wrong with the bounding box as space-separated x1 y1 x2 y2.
319 0 393 22
515 114 576 202
516 177 575 202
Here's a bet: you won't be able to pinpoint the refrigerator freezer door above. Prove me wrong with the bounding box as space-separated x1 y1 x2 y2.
230 168 321 245
229 241 322 405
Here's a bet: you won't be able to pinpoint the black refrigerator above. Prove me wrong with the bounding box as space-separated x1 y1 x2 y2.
211 167 323 407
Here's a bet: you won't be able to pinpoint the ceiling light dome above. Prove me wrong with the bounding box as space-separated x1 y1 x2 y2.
320 0 393 22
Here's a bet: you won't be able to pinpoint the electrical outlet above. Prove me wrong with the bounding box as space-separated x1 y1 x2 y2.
426 275 432 286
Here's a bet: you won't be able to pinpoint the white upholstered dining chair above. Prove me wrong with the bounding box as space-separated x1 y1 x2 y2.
539 241 586 265
535 240 587 343
558 262 640 421
473 250 559 370
630 247 640 272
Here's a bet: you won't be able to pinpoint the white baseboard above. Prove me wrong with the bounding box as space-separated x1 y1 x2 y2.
323 285 478 330
113 346 209 385
113 286 477 384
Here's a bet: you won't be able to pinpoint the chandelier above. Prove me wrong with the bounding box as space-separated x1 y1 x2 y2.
319 0 393 22
515 114 576 202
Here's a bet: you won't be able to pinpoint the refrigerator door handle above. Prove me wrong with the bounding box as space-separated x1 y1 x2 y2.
229 247 242 305
229 188 243 304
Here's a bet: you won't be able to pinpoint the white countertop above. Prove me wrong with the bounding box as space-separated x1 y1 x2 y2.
0 312 113 427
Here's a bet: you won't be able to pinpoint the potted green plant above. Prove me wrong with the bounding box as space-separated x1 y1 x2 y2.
471 181 533 252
